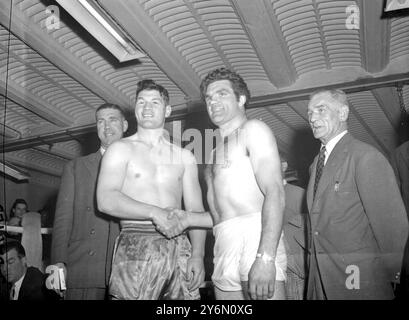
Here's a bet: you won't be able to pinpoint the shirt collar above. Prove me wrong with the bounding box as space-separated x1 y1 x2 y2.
322 130 347 165
11 271 26 300
100 146 106 156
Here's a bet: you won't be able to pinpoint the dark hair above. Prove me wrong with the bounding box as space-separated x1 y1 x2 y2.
200 68 251 107
95 103 126 119
10 199 28 218
0 241 26 258
135 80 170 106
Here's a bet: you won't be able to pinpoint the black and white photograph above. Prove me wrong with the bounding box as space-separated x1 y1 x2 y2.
0 0 408 308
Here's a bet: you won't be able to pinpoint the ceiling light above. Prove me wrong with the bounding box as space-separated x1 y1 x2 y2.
56 0 145 62
0 162 30 181
384 0 409 11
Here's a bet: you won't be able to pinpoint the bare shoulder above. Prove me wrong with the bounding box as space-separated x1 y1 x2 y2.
181 147 197 165
242 119 275 142
242 119 273 135
104 138 134 159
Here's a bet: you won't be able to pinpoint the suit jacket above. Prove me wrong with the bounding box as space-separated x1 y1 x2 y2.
18 267 58 301
51 151 120 289
306 133 408 299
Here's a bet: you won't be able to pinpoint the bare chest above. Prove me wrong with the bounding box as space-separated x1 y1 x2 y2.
126 146 184 184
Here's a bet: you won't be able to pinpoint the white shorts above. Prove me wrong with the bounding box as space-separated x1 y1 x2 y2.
212 212 287 292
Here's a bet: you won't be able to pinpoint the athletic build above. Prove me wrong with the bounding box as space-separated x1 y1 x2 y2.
97 80 206 300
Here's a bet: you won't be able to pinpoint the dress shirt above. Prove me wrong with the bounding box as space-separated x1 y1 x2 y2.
322 130 348 165
10 272 26 300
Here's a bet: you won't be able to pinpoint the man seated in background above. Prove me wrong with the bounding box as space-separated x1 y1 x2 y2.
0 240 57 300
3 199 28 241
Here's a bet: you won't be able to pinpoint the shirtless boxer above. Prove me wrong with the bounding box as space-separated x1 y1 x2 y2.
96 80 206 300
168 68 287 300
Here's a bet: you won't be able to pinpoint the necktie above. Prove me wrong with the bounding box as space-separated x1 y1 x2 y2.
10 285 16 300
313 146 326 198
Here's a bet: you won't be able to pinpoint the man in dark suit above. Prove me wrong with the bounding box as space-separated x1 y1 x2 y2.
50 103 128 300
0 240 56 300
306 89 408 299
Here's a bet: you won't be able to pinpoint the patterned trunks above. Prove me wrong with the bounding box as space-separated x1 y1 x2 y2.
109 223 200 300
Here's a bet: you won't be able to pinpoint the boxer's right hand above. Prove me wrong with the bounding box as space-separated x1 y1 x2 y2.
151 207 187 239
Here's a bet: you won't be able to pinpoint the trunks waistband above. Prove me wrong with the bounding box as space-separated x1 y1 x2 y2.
120 223 158 234
120 223 188 237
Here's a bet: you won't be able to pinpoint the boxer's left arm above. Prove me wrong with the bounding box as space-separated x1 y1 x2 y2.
245 120 285 300
181 150 207 291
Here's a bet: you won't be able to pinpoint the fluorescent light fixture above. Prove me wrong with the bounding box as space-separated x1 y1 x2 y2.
385 0 409 11
0 161 30 181
56 0 145 62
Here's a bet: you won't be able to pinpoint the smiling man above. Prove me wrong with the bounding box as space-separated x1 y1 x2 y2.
306 89 408 299
97 79 206 300
194 68 287 300
51 103 128 300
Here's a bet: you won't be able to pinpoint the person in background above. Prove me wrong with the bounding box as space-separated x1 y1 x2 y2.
306 89 408 299
0 240 57 300
8 199 28 227
50 103 128 300
281 160 308 300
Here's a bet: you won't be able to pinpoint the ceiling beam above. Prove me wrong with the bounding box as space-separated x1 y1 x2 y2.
286 101 309 122
0 112 187 153
348 106 391 155
0 0 132 109
3 73 409 153
99 0 202 99
4 154 63 177
231 0 297 88
0 124 95 153
359 0 390 73
371 87 402 133
0 83 73 127
248 72 409 109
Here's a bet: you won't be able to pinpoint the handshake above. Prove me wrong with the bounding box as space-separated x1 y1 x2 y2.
151 207 190 239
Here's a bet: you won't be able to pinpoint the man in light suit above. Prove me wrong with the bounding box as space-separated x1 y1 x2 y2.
50 103 128 300
306 89 408 299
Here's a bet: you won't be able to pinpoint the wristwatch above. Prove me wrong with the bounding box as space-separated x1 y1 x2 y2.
256 252 275 264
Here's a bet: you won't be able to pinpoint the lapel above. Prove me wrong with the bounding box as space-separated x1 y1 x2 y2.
307 156 318 212
18 268 32 300
82 151 102 179
309 133 352 210
401 141 409 171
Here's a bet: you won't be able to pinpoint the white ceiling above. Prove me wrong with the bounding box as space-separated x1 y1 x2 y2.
1 0 409 186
